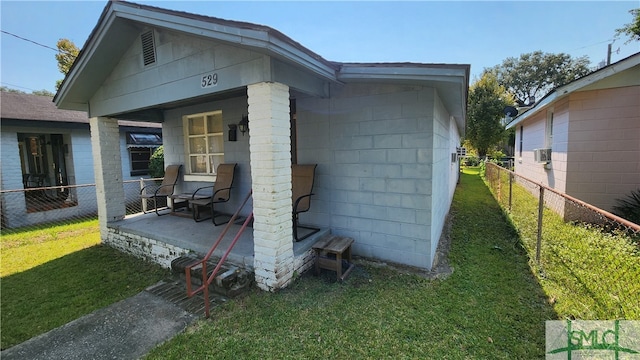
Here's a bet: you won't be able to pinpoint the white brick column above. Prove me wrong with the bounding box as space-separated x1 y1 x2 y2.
248 82 294 291
90 117 126 240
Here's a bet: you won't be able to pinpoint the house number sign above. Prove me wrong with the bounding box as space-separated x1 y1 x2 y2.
201 72 218 88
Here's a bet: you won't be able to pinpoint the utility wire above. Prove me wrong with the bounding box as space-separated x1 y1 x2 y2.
1 29 74 54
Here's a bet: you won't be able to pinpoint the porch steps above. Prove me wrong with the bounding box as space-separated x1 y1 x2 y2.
170 255 255 298
145 280 229 317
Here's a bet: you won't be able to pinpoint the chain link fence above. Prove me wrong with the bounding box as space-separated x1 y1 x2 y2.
1 178 162 235
483 162 640 319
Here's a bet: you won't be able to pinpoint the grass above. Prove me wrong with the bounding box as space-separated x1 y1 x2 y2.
145 167 557 359
485 168 640 319
0 219 169 349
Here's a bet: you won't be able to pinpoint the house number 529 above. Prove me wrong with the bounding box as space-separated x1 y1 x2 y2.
201 73 218 88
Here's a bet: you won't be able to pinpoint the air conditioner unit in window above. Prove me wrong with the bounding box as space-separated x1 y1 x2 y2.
533 148 552 163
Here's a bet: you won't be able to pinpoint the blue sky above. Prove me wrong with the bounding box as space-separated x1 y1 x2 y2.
1 1 638 93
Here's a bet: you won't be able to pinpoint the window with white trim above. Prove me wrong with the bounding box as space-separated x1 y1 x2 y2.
545 109 554 148
183 110 224 175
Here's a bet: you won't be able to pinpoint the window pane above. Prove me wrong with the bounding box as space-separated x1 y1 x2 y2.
209 155 224 174
207 113 223 133
208 135 223 153
189 137 206 154
189 116 205 135
191 155 208 173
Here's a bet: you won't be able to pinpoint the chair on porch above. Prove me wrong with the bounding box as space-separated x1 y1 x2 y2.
140 164 182 216
292 164 320 241
188 163 237 225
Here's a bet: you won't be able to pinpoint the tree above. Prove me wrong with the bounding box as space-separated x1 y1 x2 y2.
32 89 55 96
466 73 514 158
0 86 25 93
487 51 591 106
55 38 80 90
615 8 640 43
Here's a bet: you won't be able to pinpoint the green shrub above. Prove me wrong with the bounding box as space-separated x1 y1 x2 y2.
463 156 480 166
148 146 165 178
612 188 640 225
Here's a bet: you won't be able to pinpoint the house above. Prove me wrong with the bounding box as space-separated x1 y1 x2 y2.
506 52 640 217
53 1 469 291
0 91 162 228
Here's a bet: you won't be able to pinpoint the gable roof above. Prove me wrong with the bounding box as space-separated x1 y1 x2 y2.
1 91 160 129
54 1 469 130
506 52 640 129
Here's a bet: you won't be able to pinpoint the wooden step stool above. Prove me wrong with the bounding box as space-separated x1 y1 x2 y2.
312 236 354 281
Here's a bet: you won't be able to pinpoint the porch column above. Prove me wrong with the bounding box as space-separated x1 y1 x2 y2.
90 117 126 240
247 82 294 291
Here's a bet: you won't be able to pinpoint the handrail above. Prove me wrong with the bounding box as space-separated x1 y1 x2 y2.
184 190 253 318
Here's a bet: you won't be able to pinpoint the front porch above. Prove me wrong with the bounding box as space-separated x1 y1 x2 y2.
106 211 329 275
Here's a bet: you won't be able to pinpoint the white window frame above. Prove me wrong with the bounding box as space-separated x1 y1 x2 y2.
545 108 554 149
182 110 224 181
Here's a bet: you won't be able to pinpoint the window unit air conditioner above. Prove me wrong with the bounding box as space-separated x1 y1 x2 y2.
533 148 552 163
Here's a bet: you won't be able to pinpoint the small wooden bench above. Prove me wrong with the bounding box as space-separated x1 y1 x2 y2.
312 236 354 281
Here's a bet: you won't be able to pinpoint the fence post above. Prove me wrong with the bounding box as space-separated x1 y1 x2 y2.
508 172 513 211
536 186 544 264
497 166 501 203
140 178 147 213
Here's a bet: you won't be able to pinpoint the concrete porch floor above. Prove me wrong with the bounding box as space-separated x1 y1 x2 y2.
109 210 329 270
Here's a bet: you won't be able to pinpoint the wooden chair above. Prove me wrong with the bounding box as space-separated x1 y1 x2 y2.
292 164 320 241
140 164 182 216
189 163 237 224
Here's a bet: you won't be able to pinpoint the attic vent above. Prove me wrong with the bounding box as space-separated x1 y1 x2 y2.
141 31 156 66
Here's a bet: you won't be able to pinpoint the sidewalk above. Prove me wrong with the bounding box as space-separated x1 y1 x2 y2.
1 291 197 360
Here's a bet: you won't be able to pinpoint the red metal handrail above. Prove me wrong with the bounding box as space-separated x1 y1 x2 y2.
185 190 253 318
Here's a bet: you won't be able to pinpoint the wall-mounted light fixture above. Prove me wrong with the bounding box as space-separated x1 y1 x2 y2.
238 115 249 136
228 124 237 142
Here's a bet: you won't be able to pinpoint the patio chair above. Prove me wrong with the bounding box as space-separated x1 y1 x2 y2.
292 164 320 241
189 163 237 224
140 164 182 216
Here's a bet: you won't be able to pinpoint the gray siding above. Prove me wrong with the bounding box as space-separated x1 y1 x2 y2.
90 28 266 117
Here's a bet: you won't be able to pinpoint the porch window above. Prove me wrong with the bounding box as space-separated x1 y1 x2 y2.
184 110 224 175
126 132 162 176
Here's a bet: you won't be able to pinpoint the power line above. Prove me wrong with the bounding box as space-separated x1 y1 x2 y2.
0 29 74 54
1 82 38 92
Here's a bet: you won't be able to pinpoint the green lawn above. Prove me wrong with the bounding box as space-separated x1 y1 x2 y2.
145 168 557 359
486 167 640 319
0 220 169 349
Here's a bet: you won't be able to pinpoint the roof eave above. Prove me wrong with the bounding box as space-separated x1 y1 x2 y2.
506 52 640 129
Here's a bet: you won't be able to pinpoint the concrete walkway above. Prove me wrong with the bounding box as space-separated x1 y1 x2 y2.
1 291 197 360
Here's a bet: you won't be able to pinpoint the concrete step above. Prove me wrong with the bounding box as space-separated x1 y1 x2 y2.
170 255 254 298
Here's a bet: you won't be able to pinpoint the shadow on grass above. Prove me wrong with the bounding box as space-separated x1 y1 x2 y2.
1 244 168 350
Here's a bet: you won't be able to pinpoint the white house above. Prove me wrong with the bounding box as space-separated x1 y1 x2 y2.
506 52 640 216
1 91 161 228
54 1 469 290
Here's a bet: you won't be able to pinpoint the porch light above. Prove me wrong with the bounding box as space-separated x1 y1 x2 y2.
238 115 249 136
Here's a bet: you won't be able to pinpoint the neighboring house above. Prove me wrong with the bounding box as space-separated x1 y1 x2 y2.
54 1 469 290
1 91 162 228
506 52 640 217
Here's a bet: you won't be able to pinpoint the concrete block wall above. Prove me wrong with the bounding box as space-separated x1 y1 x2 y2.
566 86 640 211
297 83 440 269
429 93 458 266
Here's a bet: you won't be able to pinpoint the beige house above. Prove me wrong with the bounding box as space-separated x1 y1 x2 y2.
506 52 640 215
